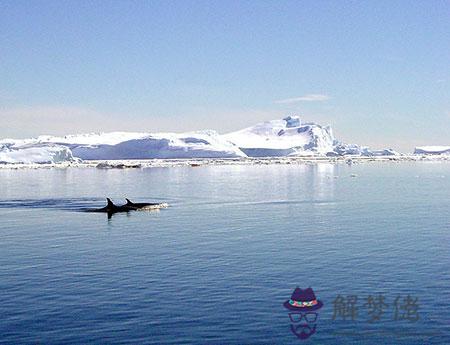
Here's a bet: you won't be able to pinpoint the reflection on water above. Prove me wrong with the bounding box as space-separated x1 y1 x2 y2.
312 163 336 201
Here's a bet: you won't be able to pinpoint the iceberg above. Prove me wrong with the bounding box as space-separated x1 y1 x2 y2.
68 131 246 160
414 146 450 155
222 116 335 157
0 130 246 162
331 143 400 157
0 115 404 164
0 144 75 164
362 148 400 157
222 116 398 157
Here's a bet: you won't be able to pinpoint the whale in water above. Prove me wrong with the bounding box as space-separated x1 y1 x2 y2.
86 198 168 218
85 198 132 216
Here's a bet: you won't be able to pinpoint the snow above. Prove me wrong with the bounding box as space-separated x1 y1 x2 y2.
0 144 75 164
222 116 335 156
414 146 450 155
0 115 411 164
39 132 150 146
330 143 400 157
0 130 245 163
69 131 246 160
363 148 400 156
222 115 398 157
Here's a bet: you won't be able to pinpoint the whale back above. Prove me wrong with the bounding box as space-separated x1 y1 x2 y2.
106 198 115 209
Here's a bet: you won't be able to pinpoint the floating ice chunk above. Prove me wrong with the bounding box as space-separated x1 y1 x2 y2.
331 144 400 157
0 144 75 164
223 115 334 156
414 146 450 155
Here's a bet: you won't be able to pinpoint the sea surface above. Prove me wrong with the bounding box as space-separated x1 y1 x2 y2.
0 162 449 344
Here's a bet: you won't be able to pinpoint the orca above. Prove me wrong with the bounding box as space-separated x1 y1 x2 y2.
125 198 168 210
85 198 133 218
85 198 168 218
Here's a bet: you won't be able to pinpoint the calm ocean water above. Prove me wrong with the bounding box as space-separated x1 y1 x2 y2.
0 162 449 344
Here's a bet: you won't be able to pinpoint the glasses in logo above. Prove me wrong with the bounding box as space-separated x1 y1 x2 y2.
289 312 318 323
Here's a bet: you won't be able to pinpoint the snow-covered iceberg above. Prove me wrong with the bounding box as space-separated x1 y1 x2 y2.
222 116 398 157
0 130 246 163
222 116 335 157
414 146 450 155
331 144 400 157
0 115 402 164
66 131 246 160
0 143 75 164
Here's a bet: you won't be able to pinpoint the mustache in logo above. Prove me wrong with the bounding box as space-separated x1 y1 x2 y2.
290 323 317 340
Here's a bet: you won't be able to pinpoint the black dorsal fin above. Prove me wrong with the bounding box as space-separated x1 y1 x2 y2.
125 198 133 205
106 198 115 208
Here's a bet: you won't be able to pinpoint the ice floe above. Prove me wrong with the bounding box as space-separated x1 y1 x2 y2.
0 144 76 164
414 146 450 155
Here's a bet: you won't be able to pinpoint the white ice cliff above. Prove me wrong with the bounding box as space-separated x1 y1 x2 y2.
0 115 403 163
222 116 336 157
0 143 75 164
414 146 450 155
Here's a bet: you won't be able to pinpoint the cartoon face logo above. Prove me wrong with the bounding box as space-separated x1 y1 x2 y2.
283 287 323 340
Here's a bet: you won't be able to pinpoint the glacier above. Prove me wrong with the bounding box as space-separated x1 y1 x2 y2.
0 115 403 164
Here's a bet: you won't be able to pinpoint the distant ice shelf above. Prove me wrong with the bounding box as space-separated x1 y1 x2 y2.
0 115 441 165
414 146 450 155
0 131 246 163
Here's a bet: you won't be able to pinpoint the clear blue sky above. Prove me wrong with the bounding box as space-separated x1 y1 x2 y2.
1 0 449 151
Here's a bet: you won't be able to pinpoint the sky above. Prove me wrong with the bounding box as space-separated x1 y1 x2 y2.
0 0 449 151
